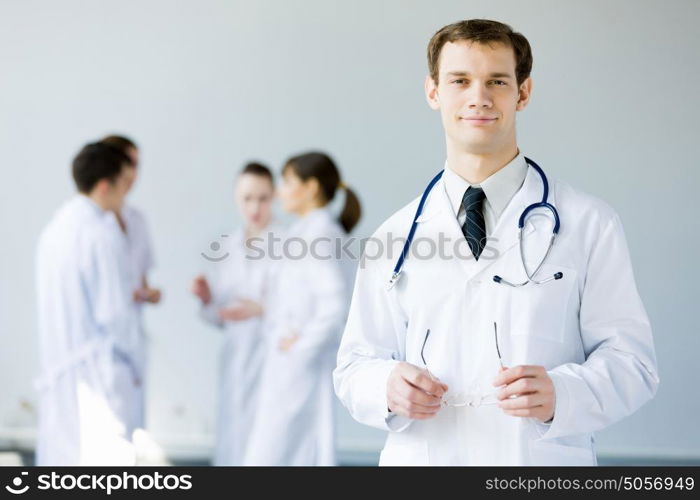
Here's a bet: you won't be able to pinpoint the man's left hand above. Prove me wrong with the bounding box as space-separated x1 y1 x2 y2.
492 365 555 423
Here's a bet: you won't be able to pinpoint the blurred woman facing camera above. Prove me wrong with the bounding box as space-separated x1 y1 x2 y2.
243 152 360 466
191 162 282 465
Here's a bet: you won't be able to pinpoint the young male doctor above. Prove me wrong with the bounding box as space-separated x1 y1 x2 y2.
333 19 659 466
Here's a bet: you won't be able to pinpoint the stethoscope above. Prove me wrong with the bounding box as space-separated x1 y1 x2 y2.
387 156 563 290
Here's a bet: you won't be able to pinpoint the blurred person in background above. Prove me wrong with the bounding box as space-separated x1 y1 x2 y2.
100 134 160 439
191 162 281 465
35 142 139 465
243 152 360 466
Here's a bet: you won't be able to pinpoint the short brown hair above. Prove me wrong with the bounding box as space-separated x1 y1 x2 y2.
240 161 274 182
72 142 131 194
101 135 138 165
427 19 533 86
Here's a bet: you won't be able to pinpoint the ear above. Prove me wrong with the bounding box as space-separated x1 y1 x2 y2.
516 76 532 111
424 74 440 111
92 178 109 196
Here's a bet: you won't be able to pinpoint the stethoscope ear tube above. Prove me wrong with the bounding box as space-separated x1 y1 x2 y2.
518 202 561 234
493 270 563 287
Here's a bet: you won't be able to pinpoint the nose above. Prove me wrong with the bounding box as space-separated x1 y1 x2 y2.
467 82 493 109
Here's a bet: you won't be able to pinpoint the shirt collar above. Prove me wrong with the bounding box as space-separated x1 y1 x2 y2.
75 193 106 214
442 151 528 220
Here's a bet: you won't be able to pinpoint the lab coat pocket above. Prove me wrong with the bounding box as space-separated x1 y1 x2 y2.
528 439 595 466
378 441 430 466
508 263 577 343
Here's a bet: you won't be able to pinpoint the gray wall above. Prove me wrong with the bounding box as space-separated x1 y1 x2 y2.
1 0 698 461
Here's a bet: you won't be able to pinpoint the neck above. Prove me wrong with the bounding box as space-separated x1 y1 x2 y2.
87 192 113 212
246 222 268 239
446 141 519 184
296 201 323 217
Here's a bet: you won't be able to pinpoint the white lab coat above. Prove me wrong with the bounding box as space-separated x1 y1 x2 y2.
35 195 140 465
121 205 155 431
244 207 353 466
198 226 281 465
334 164 659 466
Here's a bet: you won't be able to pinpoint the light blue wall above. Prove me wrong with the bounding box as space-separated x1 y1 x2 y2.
1 0 698 462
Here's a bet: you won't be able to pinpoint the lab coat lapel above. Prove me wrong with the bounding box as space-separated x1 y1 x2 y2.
488 166 542 267
414 176 474 279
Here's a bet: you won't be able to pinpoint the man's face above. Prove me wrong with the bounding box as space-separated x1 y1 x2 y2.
123 166 137 193
124 147 139 192
425 40 531 155
98 165 132 211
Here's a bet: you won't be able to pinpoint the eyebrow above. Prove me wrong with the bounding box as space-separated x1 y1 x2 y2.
445 71 513 79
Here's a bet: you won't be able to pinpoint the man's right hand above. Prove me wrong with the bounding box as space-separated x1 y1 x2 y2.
386 362 448 420
191 275 212 305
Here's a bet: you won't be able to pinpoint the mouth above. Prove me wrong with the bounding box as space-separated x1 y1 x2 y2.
460 116 498 125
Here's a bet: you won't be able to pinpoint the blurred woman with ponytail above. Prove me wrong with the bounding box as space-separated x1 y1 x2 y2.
243 152 360 466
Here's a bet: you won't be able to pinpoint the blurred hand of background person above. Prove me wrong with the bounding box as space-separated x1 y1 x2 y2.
133 287 161 304
217 299 262 322
191 275 212 305
278 331 300 352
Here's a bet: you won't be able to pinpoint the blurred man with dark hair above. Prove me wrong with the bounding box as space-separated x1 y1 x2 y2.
35 142 140 465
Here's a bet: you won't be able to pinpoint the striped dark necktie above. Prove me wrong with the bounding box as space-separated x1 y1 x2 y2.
461 186 487 260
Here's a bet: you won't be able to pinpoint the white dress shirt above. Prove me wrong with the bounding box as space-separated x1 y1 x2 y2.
442 151 528 235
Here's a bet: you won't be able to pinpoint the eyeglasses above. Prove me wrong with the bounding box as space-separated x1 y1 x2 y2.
420 322 503 408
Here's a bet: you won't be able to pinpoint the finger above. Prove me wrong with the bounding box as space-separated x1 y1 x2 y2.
492 365 544 387
503 407 545 418
389 395 441 417
397 383 442 407
393 393 441 413
498 393 547 410
498 377 542 400
404 369 448 396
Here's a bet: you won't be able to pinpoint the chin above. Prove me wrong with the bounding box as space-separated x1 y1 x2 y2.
452 136 495 153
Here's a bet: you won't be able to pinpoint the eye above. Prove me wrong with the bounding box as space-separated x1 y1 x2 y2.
490 80 507 86
451 79 468 85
